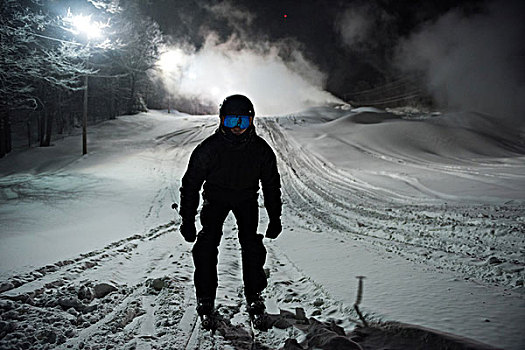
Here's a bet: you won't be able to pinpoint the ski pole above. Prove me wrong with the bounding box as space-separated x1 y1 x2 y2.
354 276 369 327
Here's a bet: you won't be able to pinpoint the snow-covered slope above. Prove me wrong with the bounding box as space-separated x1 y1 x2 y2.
0 108 523 349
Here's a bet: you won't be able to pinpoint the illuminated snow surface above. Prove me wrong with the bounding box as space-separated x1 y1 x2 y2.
0 108 523 349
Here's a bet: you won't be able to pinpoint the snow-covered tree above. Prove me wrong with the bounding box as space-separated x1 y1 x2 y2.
107 1 163 115
0 0 164 156
0 0 93 152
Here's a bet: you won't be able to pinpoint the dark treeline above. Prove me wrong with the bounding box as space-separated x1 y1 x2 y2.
0 0 167 157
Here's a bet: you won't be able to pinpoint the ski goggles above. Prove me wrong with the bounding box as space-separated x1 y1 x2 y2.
222 115 251 129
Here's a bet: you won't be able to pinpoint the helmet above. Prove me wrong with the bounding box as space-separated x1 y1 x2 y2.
219 95 255 117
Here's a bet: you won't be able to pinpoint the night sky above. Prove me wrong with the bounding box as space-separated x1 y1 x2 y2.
139 0 488 97
25 0 525 119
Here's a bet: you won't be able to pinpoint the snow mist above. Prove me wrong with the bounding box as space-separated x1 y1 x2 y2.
336 1 390 50
395 0 525 128
156 34 341 116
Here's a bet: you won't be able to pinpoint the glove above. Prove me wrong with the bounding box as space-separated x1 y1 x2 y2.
180 220 197 243
265 218 282 239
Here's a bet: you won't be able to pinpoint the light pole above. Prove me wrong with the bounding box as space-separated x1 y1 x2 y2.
66 12 105 155
82 73 88 154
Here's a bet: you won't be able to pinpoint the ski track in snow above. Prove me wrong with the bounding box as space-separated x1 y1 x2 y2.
258 117 524 290
0 110 524 349
0 115 357 350
0 209 357 349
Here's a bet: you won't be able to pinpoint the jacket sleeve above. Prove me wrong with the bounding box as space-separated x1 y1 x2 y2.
179 144 208 220
260 146 282 220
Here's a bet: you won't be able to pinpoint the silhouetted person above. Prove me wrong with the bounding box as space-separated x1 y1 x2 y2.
179 94 282 330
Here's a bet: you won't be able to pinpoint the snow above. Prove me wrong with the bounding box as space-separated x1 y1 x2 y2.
0 107 524 349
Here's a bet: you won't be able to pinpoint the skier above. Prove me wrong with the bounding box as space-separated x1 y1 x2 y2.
179 94 282 331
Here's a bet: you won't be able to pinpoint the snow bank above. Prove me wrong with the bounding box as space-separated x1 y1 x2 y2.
1 108 523 349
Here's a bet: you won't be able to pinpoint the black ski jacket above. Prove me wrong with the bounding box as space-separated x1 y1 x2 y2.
179 125 281 221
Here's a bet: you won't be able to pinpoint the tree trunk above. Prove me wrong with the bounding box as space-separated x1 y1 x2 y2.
144 80 149 108
6 114 11 154
0 118 5 158
0 110 10 158
42 108 54 147
27 121 31 148
38 110 45 146
110 79 116 119
128 73 136 115
56 89 64 134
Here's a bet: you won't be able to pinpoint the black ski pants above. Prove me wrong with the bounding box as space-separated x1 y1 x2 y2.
192 197 267 301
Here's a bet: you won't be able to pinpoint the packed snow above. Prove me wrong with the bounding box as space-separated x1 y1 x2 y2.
0 107 523 349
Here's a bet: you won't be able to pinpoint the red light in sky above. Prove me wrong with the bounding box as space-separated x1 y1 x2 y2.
284 14 287 19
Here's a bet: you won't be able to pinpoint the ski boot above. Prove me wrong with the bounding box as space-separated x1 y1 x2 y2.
196 298 218 332
246 293 270 331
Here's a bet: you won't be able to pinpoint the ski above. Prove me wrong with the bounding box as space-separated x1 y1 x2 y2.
246 298 273 349
250 312 270 332
200 311 219 334
185 315 218 350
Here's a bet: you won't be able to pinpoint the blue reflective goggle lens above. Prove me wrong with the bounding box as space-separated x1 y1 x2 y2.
223 115 251 129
